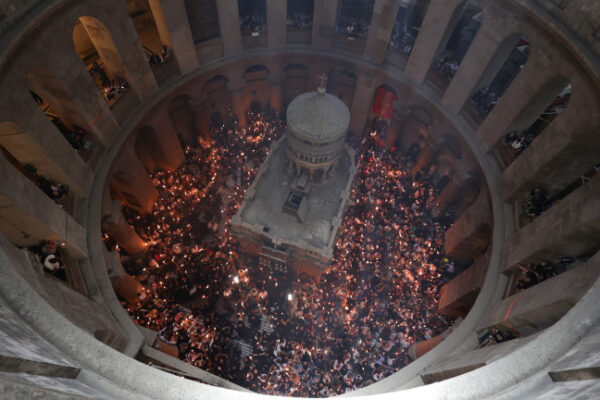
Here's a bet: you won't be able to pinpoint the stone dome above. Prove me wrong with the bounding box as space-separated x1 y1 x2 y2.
286 91 350 143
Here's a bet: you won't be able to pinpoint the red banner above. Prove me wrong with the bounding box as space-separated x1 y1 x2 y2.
372 87 397 120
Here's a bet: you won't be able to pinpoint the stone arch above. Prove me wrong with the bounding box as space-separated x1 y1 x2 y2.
0 121 75 194
242 65 271 111
204 75 231 120
388 0 431 58
283 63 309 105
439 134 463 160
184 0 221 43
467 33 530 115
134 126 168 172
508 76 571 134
427 2 483 91
73 16 133 102
327 66 357 109
27 65 99 156
168 94 197 144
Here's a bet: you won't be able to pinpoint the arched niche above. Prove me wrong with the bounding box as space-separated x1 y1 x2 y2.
283 63 309 106
28 65 99 158
73 16 132 104
184 0 221 43
134 126 168 172
327 65 357 109
242 65 271 112
426 2 483 93
168 95 197 145
467 33 530 118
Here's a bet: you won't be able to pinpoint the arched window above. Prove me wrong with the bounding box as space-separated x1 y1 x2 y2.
287 0 314 45
238 0 267 48
465 34 529 122
499 76 571 167
73 16 132 108
426 3 483 94
334 0 375 53
387 0 431 67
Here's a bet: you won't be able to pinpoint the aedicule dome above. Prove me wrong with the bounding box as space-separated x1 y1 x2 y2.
286 91 350 144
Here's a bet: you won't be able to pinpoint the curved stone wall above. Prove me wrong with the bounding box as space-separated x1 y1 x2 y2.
0 0 598 398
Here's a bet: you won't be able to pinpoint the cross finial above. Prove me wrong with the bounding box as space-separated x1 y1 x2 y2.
317 73 328 95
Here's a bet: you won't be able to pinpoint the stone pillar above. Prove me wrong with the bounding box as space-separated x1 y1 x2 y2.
348 71 375 135
411 138 438 174
110 149 159 215
444 190 492 265
500 73 600 202
363 0 401 64
436 174 465 212
267 0 287 49
0 98 93 197
0 152 88 258
405 0 464 85
81 12 159 102
269 74 285 112
147 110 185 171
311 0 339 50
476 55 556 152
442 9 520 114
216 0 242 56
438 254 489 318
229 82 247 128
102 200 147 256
408 334 444 360
477 252 600 336
148 0 199 75
104 249 144 303
505 174 600 271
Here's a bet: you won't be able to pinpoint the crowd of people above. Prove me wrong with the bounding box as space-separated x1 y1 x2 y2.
336 17 370 39
31 240 67 281
389 22 416 55
115 109 457 396
524 187 553 218
471 87 499 115
287 13 312 30
89 61 129 102
148 46 170 68
436 55 459 80
515 257 575 291
504 130 534 156
240 12 267 35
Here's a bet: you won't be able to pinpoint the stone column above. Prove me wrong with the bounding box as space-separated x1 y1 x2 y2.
40 36 120 145
229 81 247 128
216 0 242 56
102 200 147 256
408 334 444 360
267 0 287 49
148 0 199 75
104 249 144 303
500 73 600 202
147 110 185 171
444 190 492 265
269 74 285 112
505 174 600 271
82 11 159 102
476 55 556 152
311 0 339 50
363 0 401 65
438 254 489 318
348 70 375 135
405 0 464 85
110 148 159 215
442 9 520 114
0 97 93 197
477 252 600 336
0 152 88 258
436 174 465 212
411 138 438 175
